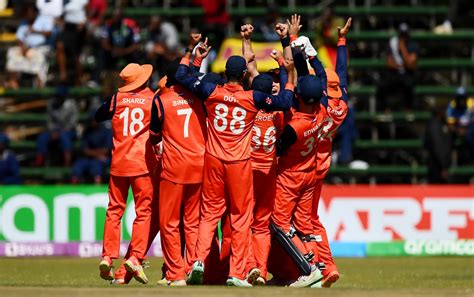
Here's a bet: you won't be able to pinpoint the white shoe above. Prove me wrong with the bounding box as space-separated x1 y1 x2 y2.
289 267 323 288
169 279 187 286
110 278 125 285
246 268 261 285
226 277 252 287
310 280 322 288
187 261 204 285
156 277 168 286
255 276 266 286
99 257 114 281
291 36 318 58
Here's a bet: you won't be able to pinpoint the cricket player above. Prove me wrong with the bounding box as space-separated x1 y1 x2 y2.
271 78 327 288
268 15 352 288
311 17 352 288
175 26 296 287
148 46 218 286
240 23 287 285
96 63 158 284
112 172 161 285
270 14 341 288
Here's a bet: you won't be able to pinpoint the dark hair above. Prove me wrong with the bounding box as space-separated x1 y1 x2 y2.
165 58 182 88
251 74 274 94
225 71 244 82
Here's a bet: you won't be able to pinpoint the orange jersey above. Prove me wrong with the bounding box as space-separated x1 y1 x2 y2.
316 99 348 178
251 110 284 168
154 85 207 184
205 84 259 162
110 88 157 176
278 106 328 172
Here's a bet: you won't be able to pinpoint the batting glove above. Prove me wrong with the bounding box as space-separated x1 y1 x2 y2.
291 36 318 58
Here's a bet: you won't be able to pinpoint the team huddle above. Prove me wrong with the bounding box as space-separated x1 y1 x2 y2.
96 14 352 288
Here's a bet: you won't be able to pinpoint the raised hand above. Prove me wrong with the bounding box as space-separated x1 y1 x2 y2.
240 24 254 40
243 45 255 63
275 23 289 38
283 57 294 72
188 33 202 48
287 14 302 36
270 49 283 62
337 17 352 38
195 37 212 60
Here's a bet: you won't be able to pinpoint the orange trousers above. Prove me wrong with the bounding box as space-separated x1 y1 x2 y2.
194 153 254 280
113 165 161 282
312 178 337 276
248 164 277 280
159 178 201 281
272 170 317 261
102 173 155 260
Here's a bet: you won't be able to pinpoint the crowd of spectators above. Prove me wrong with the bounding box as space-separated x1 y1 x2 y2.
34 85 78 168
0 1 473 184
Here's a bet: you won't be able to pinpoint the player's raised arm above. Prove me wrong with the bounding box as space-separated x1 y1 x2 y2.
336 17 351 102
276 22 295 83
288 15 326 83
252 23 295 111
241 24 259 84
189 32 205 74
270 49 288 94
175 34 217 99
288 14 310 78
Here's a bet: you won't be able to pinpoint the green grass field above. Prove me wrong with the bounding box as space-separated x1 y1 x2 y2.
0 257 473 297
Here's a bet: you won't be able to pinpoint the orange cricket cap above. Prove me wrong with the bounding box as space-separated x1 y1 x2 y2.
118 63 153 92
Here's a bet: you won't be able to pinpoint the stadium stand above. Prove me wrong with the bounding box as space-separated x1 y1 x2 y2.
0 1 473 184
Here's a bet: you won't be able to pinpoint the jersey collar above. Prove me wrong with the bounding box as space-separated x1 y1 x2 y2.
224 83 244 92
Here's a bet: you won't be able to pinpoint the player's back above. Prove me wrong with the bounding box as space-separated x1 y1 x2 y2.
279 108 327 173
158 85 207 183
251 110 283 168
110 87 156 176
205 84 259 161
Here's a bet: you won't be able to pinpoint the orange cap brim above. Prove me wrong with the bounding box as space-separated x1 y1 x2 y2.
118 64 153 92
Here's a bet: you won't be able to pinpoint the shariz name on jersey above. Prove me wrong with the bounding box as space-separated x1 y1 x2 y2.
122 98 146 104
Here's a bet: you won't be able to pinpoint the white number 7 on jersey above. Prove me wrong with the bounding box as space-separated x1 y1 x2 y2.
177 108 192 138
